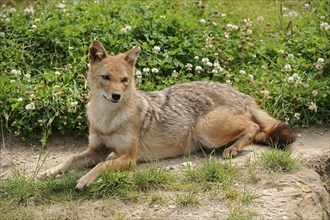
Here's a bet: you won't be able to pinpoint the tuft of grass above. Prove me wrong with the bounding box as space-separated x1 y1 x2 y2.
185 157 237 184
133 166 173 191
90 170 133 198
259 149 300 172
176 190 200 207
148 193 166 206
225 203 256 220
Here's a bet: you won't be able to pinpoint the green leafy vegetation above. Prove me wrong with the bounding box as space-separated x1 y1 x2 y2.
1 0 329 141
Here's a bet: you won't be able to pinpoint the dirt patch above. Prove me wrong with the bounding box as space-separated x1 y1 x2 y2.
1 127 329 219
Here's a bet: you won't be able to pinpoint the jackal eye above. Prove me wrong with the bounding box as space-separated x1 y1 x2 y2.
102 75 110 80
121 77 128 83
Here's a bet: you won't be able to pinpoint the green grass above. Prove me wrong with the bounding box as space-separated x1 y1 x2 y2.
185 157 237 185
133 166 173 191
176 190 200 207
259 149 301 172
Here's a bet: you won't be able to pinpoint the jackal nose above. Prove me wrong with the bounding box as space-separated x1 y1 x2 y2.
111 93 121 101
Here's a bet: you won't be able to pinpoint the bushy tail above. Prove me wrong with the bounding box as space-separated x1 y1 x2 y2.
252 110 297 149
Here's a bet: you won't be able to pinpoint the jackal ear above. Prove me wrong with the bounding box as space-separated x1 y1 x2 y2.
89 40 107 62
124 46 140 64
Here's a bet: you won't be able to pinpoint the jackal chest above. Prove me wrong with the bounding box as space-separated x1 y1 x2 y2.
89 132 134 153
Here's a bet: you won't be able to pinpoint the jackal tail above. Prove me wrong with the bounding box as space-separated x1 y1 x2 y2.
253 109 297 149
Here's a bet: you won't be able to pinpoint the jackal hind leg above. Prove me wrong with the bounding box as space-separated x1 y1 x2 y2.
195 107 260 159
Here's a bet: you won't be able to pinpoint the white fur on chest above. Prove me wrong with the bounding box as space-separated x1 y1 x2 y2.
87 99 131 134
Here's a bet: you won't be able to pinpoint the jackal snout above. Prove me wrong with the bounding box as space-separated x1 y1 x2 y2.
111 92 121 102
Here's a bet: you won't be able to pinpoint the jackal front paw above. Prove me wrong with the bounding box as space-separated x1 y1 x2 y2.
75 171 100 190
223 147 238 159
38 166 64 179
75 164 103 190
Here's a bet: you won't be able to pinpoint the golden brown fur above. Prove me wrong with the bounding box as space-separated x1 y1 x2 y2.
40 41 297 189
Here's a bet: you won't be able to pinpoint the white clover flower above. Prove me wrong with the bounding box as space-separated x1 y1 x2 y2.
287 54 294 60
295 78 303 87
221 13 227 17
194 56 199 60
226 79 231 85
11 69 22 77
201 57 209 64
24 6 34 16
153 46 161 53
287 76 294 84
294 113 300 120
195 66 203 73
239 70 246 75
213 62 221 70
292 73 300 80
34 18 40 22
120 27 127 33
257 16 264 23
55 71 61 75
206 62 213 67
9 8 16 14
143 67 150 73
317 58 324 64
172 70 178 78
248 74 254 81
200 19 206 23
226 23 238 31
243 18 252 27
151 68 159 73
136 70 142 79
0 32 4 37
261 65 266 70
25 102 35 110
17 98 23 102
308 102 317 112
120 25 132 33
278 49 285 54
160 15 166 19
70 101 78 107
284 64 291 72
288 11 299 18
212 22 217 26
24 74 31 78
320 16 325 19
10 80 15 83
312 90 318 97
29 94 35 100
304 3 311 10
5 18 10 22
212 69 218 74
185 63 193 71
246 29 252 35
223 32 229 40
57 3 66 9
135 70 142 77
31 25 37 29
320 22 330 30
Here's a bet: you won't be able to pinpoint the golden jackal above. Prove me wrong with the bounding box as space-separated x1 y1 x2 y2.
40 41 296 189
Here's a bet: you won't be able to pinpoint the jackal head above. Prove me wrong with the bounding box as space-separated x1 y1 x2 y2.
88 40 140 103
